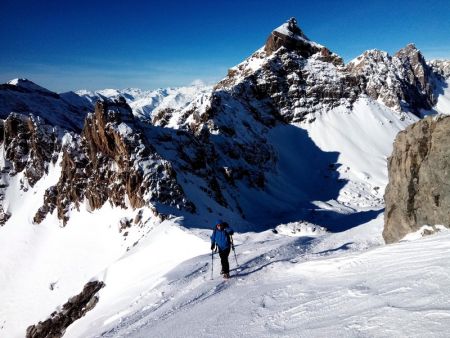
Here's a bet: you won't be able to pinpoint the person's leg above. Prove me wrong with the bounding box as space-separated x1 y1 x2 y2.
220 248 231 274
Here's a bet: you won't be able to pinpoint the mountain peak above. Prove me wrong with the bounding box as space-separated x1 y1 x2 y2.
394 43 424 61
263 17 343 66
273 17 308 40
265 17 323 56
6 78 53 94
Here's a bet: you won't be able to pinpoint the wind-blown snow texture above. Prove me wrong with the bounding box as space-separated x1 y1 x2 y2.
1 19 450 338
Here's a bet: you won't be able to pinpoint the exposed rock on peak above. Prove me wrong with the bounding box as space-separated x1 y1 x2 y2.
264 18 343 66
429 59 450 79
274 17 309 40
347 45 435 114
265 17 315 55
383 115 450 243
395 44 434 110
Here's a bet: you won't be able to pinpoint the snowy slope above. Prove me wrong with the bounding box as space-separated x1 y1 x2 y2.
432 79 450 115
64 217 450 338
0 96 417 337
67 90 446 337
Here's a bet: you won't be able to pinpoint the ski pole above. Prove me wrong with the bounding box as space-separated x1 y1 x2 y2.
210 250 214 280
231 236 239 267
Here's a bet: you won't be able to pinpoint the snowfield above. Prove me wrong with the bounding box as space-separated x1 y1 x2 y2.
63 217 450 338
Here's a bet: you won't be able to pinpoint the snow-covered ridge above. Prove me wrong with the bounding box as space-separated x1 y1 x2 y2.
0 79 90 131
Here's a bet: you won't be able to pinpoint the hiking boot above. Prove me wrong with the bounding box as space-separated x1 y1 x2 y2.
223 273 230 279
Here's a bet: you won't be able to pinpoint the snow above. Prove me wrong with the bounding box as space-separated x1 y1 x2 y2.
0 95 429 337
275 221 327 237
0 160 132 337
117 122 133 136
433 79 450 115
64 218 450 338
401 225 448 242
304 98 418 195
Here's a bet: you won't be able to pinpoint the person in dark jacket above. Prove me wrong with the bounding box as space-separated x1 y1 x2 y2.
210 220 234 279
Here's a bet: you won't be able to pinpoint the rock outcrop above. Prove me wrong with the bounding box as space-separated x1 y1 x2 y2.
0 113 61 225
34 99 194 225
26 281 105 338
347 44 435 115
0 113 61 185
428 59 450 79
384 115 450 243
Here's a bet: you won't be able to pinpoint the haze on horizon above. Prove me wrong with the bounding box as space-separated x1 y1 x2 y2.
1 0 449 92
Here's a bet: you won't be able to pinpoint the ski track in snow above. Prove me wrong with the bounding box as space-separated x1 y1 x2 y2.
64 227 450 338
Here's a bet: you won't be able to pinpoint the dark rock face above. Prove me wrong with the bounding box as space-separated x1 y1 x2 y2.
34 99 194 225
1 113 60 185
26 281 105 338
384 115 450 243
0 114 60 225
394 44 434 110
265 17 316 56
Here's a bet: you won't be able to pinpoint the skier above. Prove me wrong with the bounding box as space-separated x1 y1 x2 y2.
210 220 234 279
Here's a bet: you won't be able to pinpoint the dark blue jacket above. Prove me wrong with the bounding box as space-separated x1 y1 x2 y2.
211 224 234 251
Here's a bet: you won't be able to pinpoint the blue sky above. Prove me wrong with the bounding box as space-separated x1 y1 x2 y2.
1 0 449 92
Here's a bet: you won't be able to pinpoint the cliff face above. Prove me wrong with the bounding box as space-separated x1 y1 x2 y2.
384 115 450 243
32 99 194 225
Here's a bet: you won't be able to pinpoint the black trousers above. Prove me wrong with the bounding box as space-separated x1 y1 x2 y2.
219 247 231 274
